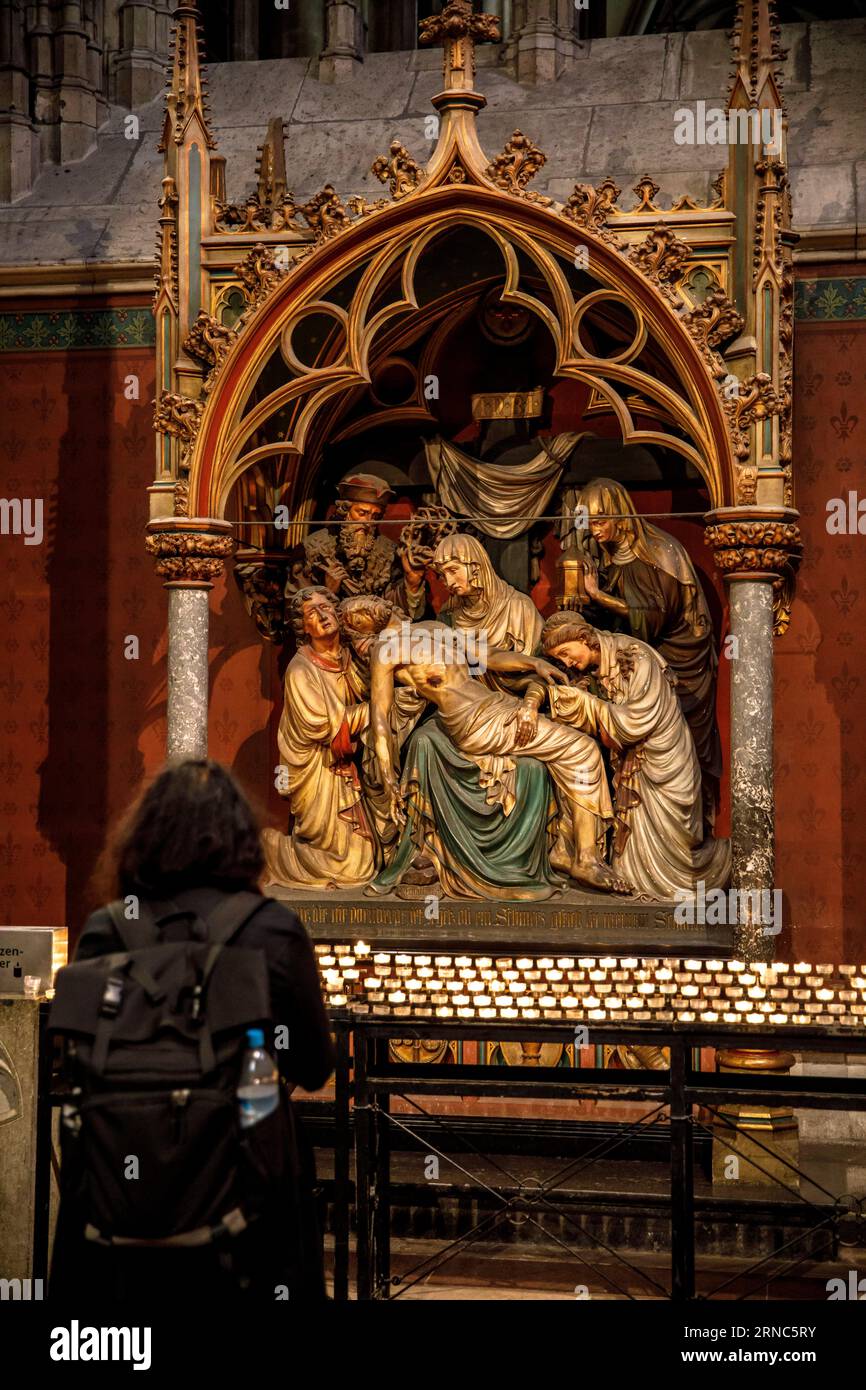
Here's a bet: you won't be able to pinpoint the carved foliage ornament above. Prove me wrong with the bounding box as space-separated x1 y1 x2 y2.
234 560 288 642
485 130 552 205
173 479 190 517
214 191 299 234
632 175 661 212
371 140 423 200
562 178 621 240
145 530 235 585
299 184 350 241
153 391 203 444
628 222 692 286
236 243 290 306
716 371 782 470
183 310 237 371
704 519 802 635
682 289 745 349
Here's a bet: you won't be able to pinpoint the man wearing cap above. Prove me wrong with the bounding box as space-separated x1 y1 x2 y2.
287 470 427 619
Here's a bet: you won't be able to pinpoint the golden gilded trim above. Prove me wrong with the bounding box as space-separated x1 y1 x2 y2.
471 387 544 420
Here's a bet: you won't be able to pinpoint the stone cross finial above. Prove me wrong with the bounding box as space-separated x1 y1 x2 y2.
419 1 501 95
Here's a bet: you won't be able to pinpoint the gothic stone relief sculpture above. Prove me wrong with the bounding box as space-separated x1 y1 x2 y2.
541 616 730 899
262 509 728 908
262 586 376 891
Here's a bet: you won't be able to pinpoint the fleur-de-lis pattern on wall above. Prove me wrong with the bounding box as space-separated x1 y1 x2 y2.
0 320 279 937
776 276 866 962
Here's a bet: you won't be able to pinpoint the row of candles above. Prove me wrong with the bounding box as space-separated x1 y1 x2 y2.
313 946 866 1027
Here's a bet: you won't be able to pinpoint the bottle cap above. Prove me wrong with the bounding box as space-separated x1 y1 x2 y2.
246 1027 265 1047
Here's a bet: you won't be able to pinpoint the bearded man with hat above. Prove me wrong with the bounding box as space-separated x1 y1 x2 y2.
287 470 427 619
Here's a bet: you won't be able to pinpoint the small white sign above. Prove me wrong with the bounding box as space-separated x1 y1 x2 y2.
0 928 55 996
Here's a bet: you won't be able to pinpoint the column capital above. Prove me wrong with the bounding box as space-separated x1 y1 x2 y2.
145 516 234 588
704 506 801 636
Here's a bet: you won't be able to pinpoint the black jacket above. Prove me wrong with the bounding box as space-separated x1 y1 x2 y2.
73 887 335 1093
50 888 334 1305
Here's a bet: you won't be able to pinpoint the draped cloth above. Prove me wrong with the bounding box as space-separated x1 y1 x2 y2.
371 717 561 901
549 632 730 899
425 432 586 538
434 532 547 718
262 645 376 889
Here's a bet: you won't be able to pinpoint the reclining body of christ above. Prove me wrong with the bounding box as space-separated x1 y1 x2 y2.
369 621 627 895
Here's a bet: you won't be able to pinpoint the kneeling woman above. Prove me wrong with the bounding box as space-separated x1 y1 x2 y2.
540 615 730 900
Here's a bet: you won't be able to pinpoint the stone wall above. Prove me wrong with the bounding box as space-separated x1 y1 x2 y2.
1 21 865 255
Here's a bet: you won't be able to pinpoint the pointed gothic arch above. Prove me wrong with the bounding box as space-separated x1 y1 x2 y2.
186 184 739 522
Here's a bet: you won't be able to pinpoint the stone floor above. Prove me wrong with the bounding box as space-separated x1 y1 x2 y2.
326 1236 866 1300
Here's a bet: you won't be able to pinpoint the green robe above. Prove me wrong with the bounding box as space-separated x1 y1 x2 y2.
371 717 561 901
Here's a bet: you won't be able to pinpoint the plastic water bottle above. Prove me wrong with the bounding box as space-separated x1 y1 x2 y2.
237 1028 279 1130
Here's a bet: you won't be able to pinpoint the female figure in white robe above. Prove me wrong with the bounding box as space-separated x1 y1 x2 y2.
540 615 730 899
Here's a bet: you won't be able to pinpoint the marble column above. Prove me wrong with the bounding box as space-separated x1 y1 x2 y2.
728 576 775 961
146 516 234 761
705 509 802 1189
705 508 801 962
166 586 210 760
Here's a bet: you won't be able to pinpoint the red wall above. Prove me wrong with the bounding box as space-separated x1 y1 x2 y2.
775 278 866 964
0 300 278 942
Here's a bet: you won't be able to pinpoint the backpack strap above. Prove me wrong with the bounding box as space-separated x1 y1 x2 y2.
105 899 162 951
201 891 268 947
191 896 267 1074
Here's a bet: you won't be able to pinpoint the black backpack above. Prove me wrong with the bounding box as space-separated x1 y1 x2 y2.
49 892 294 1251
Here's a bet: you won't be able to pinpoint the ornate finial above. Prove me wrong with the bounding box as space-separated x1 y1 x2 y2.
256 117 288 207
632 175 661 213
419 0 501 95
214 118 298 232
163 0 215 149
727 0 785 110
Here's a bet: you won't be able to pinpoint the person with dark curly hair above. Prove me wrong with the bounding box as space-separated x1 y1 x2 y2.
50 759 334 1305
